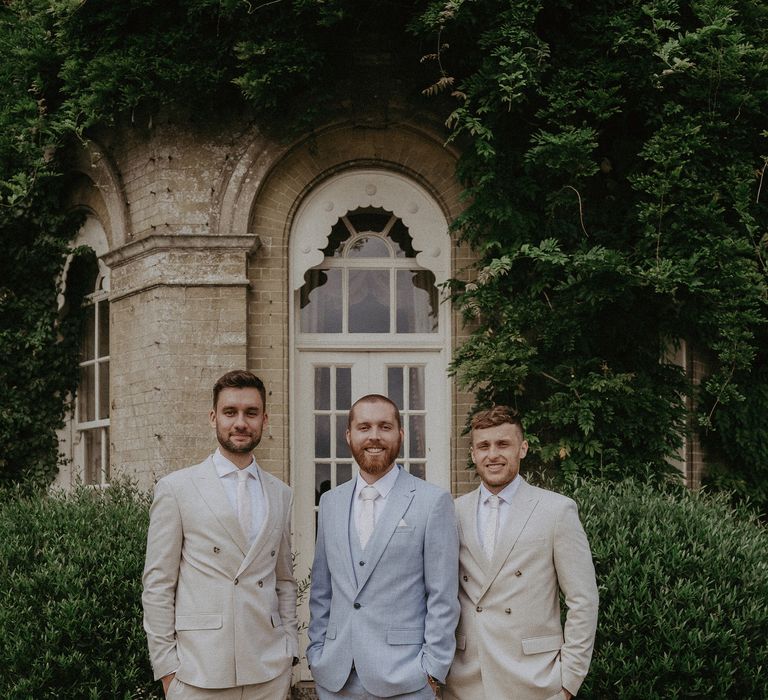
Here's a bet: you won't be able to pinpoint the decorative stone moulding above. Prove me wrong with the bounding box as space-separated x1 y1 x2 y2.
291 170 450 291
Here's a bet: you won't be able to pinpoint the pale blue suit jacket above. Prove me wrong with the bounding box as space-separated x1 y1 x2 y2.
307 467 460 697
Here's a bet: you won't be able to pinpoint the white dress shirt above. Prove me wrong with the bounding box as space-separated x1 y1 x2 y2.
213 448 265 546
351 464 400 535
476 475 521 551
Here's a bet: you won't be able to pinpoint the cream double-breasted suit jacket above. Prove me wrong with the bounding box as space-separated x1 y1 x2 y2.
446 478 598 700
142 457 298 689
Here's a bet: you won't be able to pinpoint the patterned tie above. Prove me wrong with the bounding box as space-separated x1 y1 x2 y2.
236 469 252 542
359 485 379 548
483 494 501 559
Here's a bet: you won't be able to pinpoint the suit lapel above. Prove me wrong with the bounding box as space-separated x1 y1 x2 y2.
237 468 277 576
457 488 486 569
193 457 249 556
331 478 358 590
355 468 415 593
478 478 540 599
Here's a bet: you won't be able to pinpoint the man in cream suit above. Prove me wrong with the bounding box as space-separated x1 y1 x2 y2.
142 370 298 699
308 394 460 699
446 406 598 700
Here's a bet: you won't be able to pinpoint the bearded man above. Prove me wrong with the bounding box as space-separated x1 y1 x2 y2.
308 394 460 699
142 370 298 700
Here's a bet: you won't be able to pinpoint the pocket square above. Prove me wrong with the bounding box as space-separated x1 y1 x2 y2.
397 519 408 527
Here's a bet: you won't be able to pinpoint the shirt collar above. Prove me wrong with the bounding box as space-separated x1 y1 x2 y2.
354 463 400 499
479 474 521 505
213 448 259 479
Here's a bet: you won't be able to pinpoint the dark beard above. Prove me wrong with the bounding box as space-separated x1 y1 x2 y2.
218 431 261 454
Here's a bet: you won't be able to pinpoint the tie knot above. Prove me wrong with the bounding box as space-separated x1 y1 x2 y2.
487 494 501 509
361 485 379 501
236 469 250 482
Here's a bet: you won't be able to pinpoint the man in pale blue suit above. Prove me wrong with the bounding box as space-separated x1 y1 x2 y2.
308 394 460 699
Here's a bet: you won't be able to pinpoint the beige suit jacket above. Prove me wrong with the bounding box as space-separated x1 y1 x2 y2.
446 478 598 700
142 457 298 689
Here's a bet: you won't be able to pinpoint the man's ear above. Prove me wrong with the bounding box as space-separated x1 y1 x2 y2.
209 408 216 428
519 440 529 459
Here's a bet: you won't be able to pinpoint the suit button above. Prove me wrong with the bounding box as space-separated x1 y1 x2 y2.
462 575 468 582
476 606 482 612
515 570 522 577
271 550 276 557
234 578 239 585
353 603 361 609
505 608 511 615
258 580 263 588
359 561 365 566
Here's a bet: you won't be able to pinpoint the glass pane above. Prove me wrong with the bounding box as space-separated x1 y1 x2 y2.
336 367 351 410
315 463 331 506
396 270 439 333
409 414 426 458
337 463 352 485
346 236 390 258
410 463 426 480
84 428 101 485
335 416 350 458
300 269 342 333
409 367 425 410
315 415 330 458
346 207 391 234
103 426 111 483
388 367 404 409
97 299 109 357
98 361 110 420
315 367 331 410
81 305 95 361
323 219 352 257
388 218 417 258
348 269 390 333
78 364 95 423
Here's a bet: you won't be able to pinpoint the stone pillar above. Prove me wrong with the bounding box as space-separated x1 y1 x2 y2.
103 234 259 488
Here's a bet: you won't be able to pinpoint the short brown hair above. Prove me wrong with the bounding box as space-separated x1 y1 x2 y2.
348 394 402 430
212 370 267 409
470 405 523 435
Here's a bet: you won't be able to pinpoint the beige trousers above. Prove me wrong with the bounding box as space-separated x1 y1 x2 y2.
166 671 292 700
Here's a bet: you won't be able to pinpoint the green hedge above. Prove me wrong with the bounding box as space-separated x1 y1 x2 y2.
0 481 159 699
1 478 765 698
561 478 768 699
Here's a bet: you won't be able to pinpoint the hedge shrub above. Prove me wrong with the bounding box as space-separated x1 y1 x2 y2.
560 478 768 699
1 478 765 698
0 481 158 699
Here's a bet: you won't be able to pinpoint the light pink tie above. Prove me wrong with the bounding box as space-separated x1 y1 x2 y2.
359 485 379 548
236 469 252 542
483 494 500 558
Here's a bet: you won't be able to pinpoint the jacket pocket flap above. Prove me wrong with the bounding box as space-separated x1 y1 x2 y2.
175 613 222 631
386 628 424 645
271 611 283 628
455 632 466 651
522 634 563 655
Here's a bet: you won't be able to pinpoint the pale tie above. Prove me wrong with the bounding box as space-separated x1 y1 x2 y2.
358 485 379 548
236 469 252 542
483 494 501 559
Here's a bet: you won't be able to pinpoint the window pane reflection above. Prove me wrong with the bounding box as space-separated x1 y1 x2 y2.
99 361 110 419
78 365 95 422
337 463 353 485
388 367 403 410
315 415 330 458
396 270 438 333
300 269 342 333
346 236 390 258
409 415 426 458
315 367 331 410
336 367 351 410
349 270 389 333
316 463 331 505
335 416 350 458
97 299 109 357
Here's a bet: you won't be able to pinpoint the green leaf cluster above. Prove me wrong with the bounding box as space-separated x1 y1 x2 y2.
417 0 768 488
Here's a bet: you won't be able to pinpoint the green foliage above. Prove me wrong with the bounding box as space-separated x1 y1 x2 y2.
557 476 768 698
0 480 159 699
416 0 768 482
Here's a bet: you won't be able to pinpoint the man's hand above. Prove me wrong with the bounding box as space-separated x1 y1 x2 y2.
427 674 443 698
563 690 573 700
161 673 175 696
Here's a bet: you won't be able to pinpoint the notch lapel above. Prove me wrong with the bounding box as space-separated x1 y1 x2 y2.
331 479 358 590
193 458 249 555
355 468 415 593
478 479 540 599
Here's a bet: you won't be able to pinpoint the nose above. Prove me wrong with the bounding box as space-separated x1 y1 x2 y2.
234 412 247 428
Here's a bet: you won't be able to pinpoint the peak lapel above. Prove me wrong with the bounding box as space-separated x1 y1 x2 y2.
237 469 276 576
478 480 540 599
355 469 414 593
193 458 249 555
457 488 487 569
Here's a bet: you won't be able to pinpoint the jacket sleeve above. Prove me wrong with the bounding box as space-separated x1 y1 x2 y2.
276 490 299 658
306 493 332 668
554 498 599 696
142 478 183 680
420 489 460 683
